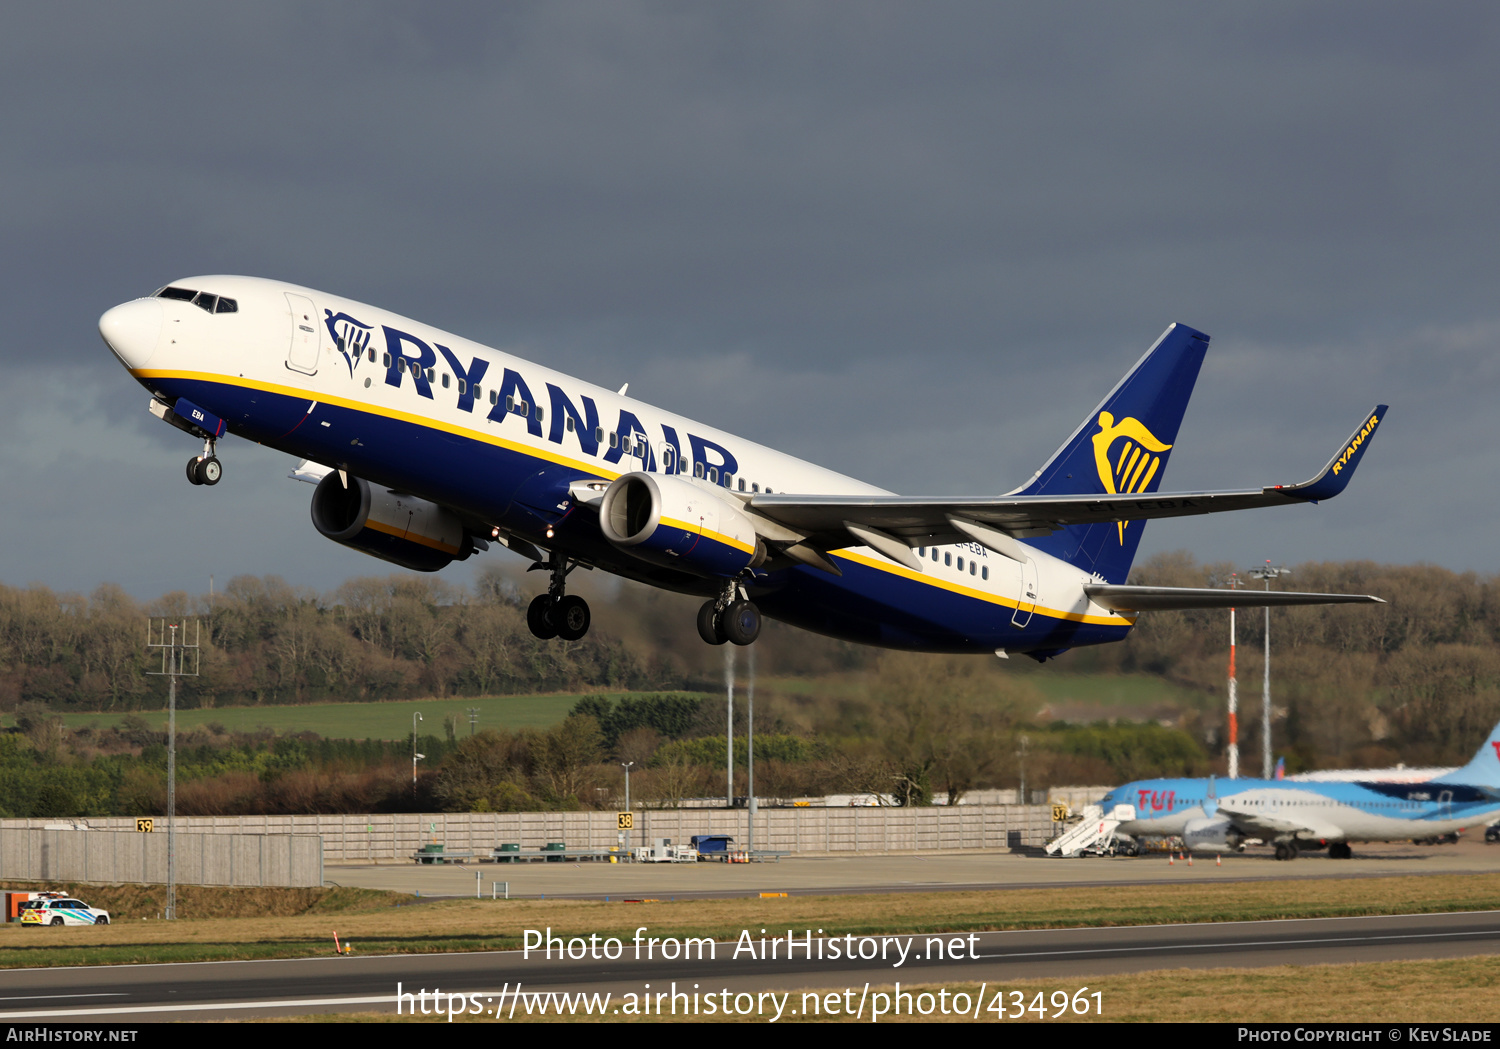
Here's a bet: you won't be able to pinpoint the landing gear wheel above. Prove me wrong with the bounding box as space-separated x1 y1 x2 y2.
1274 843 1297 861
186 457 203 485
554 595 591 641
527 595 558 640
196 456 222 485
697 600 728 645
722 599 761 646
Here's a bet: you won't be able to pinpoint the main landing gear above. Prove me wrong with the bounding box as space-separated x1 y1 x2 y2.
697 579 761 647
1273 842 1299 861
526 555 591 642
185 437 222 487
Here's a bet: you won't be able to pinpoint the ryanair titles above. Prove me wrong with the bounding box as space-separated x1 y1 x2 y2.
1330 413 1380 476
324 311 741 483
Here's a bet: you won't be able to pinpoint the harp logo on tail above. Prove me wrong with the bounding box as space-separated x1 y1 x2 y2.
1091 411 1173 544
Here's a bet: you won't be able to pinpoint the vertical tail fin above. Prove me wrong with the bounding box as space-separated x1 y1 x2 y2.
1016 323 1209 583
1433 719 1500 789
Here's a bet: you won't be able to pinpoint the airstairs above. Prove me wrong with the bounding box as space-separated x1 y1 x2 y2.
1045 804 1135 856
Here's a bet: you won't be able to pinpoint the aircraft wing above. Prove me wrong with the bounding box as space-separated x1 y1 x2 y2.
747 406 1386 555
1216 804 1345 843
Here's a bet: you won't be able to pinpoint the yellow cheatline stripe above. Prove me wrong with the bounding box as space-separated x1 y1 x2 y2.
658 514 756 556
363 517 462 555
834 551 1135 627
134 368 619 480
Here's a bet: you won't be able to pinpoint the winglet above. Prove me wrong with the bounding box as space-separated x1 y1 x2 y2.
1277 405 1387 502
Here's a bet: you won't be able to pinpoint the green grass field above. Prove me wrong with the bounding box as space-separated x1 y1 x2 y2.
38 691 712 740
1021 672 1208 714
25 673 1204 740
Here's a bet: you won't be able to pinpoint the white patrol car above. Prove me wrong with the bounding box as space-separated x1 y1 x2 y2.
19 896 110 927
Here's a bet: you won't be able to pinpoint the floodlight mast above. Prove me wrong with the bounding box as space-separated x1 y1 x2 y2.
146 619 199 921
1226 573 1240 779
1248 562 1292 779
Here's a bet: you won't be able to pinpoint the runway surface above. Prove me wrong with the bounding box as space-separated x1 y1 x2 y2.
4 911 1499 1021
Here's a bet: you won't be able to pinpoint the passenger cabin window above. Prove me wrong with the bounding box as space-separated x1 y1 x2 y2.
944 553 952 567
457 378 466 394
737 478 746 492
708 467 718 483
442 373 450 389
566 416 575 432
694 462 705 479
595 427 604 442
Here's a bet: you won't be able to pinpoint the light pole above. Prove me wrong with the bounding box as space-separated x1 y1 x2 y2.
620 761 634 812
147 619 198 921
1227 572 1240 779
747 643 756 857
1248 561 1291 779
725 646 735 807
412 712 424 795
1017 733 1029 804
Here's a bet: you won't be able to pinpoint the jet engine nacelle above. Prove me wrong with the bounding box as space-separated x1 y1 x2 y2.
310 473 472 572
598 472 766 578
1182 816 1246 854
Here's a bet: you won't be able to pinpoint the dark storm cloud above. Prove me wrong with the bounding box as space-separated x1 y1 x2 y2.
0 2 1495 595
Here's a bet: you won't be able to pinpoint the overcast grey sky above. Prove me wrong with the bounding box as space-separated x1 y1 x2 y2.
1 3 1494 599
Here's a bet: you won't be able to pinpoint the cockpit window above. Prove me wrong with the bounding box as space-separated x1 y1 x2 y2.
155 287 237 314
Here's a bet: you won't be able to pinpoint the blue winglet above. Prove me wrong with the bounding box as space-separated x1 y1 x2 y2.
1281 405 1387 502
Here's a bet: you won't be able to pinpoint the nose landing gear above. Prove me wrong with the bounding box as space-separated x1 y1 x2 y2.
526 554 591 641
186 438 222 486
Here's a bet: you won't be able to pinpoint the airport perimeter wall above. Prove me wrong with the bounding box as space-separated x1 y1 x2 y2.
3 804 1055 864
0 828 323 887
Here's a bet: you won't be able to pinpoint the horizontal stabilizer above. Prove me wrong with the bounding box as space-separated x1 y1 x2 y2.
1085 585 1385 612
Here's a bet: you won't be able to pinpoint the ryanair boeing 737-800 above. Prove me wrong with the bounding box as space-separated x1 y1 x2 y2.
98 276 1385 655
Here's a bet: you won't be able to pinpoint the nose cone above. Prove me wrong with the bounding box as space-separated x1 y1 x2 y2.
99 298 163 369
